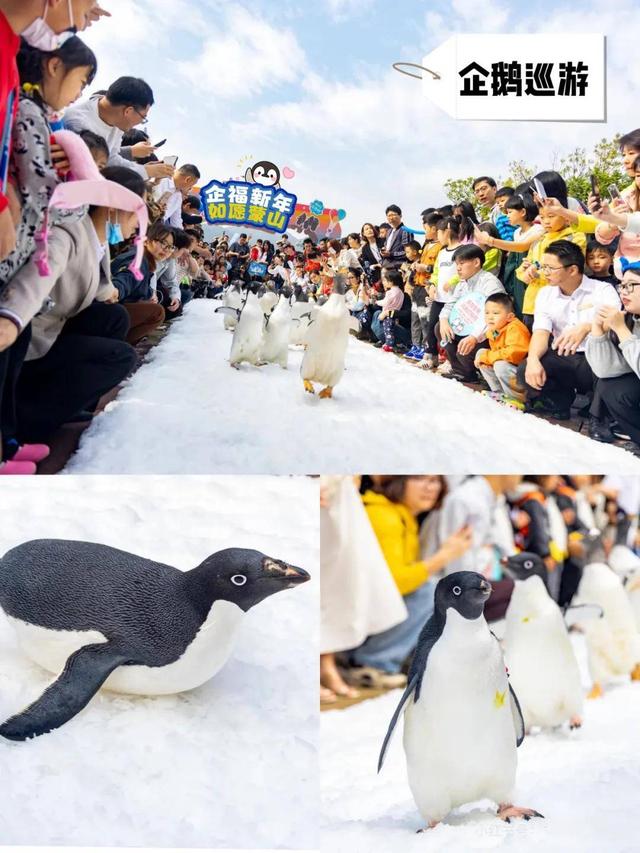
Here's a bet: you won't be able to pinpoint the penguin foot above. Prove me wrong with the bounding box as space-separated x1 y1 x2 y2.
569 714 583 729
631 663 640 681
319 386 333 399
417 821 440 832
497 804 544 823
230 363 241 370
587 682 603 699
303 380 315 395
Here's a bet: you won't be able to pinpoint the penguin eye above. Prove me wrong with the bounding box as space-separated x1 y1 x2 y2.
268 170 276 180
231 574 247 586
255 167 264 177
452 585 462 596
524 560 533 569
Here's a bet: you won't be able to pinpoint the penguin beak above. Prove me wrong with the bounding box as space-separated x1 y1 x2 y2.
262 557 310 587
479 579 492 597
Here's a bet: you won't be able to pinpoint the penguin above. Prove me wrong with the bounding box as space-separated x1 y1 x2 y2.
0 539 309 741
378 572 542 831
290 300 317 347
300 278 359 398
216 288 265 368
245 161 280 189
258 285 279 316
608 543 640 633
501 553 584 731
261 292 292 369
573 560 640 698
221 280 244 330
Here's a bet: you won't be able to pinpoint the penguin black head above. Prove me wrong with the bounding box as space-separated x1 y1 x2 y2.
332 274 347 296
501 553 546 583
435 572 492 621
189 548 310 611
245 161 281 188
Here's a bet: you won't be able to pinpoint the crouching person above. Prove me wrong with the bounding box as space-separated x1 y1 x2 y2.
475 293 531 407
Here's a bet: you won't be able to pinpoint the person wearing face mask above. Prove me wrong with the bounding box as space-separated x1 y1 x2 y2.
0 0 109 261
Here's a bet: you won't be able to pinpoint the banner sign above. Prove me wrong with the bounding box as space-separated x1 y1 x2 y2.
413 34 605 121
200 180 298 234
290 204 345 241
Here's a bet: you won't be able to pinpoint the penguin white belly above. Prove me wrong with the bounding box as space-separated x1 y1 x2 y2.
230 305 264 366
503 584 582 728
627 574 640 632
7 600 245 696
403 615 516 823
262 309 291 367
301 317 348 387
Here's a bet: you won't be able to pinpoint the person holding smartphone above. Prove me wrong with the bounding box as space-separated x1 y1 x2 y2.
153 162 200 228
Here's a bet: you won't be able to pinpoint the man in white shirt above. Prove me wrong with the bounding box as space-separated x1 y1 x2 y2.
153 164 201 228
518 239 621 418
65 77 174 180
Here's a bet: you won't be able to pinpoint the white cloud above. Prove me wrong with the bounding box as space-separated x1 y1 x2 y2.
324 0 375 21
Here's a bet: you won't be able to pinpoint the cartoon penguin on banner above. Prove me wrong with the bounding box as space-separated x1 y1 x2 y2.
502 553 586 731
216 287 265 368
573 559 640 698
261 290 292 369
0 539 309 741
245 161 281 189
300 276 359 398
378 572 543 831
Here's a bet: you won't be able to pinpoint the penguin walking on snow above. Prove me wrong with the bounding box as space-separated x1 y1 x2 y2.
221 280 244 330
261 292 292 369
573 560 640 698
378 572 542 831
502 553 584 731
300 277 358 398
0 539 309 741
216 288 265 368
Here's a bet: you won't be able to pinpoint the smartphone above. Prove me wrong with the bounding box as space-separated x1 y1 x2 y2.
608 184 621 201
590 174 601 209
163 155 178 167
153 139 167 148
533 178 547 200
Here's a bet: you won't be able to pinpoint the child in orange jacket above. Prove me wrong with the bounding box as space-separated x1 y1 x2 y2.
474 292 531 406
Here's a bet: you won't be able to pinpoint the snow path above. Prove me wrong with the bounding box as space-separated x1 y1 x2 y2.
63 301 640 474
0 476 318 849
321 632 640 853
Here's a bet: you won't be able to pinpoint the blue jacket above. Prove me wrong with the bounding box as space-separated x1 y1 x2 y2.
111 247 153 303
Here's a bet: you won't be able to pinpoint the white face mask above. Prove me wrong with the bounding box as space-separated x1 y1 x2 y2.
22 0 76 52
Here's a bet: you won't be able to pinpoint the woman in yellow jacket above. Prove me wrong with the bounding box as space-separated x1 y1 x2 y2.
348 476 473 687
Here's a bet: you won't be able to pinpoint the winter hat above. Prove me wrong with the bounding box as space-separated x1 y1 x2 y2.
35 130 149 280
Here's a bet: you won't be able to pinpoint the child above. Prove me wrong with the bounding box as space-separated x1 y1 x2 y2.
376 269 409 352
0 35 97 284
474 292 531 407
585 238 618 284
401 239 430 361
477 222 503 276
419 216 462 371
78 128 109 171
494 187 517 241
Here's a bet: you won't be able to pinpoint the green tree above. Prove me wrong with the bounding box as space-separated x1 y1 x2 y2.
443 176 476 205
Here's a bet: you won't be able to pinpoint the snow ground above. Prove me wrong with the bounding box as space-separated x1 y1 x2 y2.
0 476 318 850
321 632 640 853
63 301 640 475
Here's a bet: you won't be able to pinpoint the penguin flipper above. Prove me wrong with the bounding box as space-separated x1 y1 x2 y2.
508 683 525 747
562 603 604 627
377 673 419 773
0 642 130 741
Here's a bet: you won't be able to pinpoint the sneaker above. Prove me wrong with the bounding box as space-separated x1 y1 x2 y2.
524 397 571 420
404 346 424 361
394 343 409 354
436 360 453 375
501 396 525 411
382 344 394 352
0 460 37 475
587 416 615 444
417 354 438 370
373 341 384 348
11 443 50 464
481 390 503 402
343 666 407 690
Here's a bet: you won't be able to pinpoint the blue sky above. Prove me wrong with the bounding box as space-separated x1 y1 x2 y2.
80 0 639 231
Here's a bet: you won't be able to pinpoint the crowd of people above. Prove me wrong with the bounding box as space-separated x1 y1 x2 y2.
2 3 640 474
0 0 225 473
320 474 640 702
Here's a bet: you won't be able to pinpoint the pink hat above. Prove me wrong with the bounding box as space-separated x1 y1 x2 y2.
35 130 149 281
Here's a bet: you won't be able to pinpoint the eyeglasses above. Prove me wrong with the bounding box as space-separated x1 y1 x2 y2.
155 239 174 251
128 105 149 125
618 281 640 294
539 264 567 274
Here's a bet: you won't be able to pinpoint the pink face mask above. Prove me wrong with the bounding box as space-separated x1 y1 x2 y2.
22 0 76 52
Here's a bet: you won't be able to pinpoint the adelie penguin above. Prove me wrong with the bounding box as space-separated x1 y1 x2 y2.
378 572 543 831
0 539 309 742
502 553 586 732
